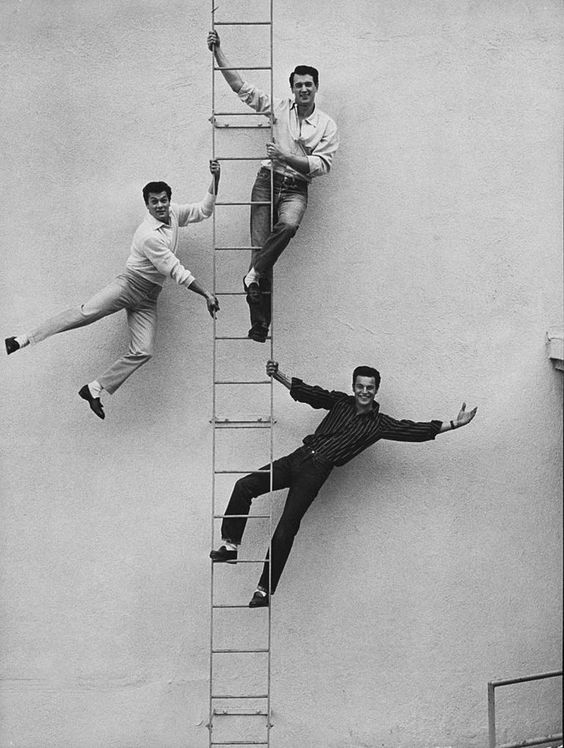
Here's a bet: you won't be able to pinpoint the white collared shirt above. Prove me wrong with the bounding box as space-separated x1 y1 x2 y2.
126 192 215 288
237 81 339 182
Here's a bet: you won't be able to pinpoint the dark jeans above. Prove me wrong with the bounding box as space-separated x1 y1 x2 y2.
221 446 333 594
247 168 308 333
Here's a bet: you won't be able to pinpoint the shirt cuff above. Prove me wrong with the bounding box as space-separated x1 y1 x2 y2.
183 273 196 288
289 377 305 398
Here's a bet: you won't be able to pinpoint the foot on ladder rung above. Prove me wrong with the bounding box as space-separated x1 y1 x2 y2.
212 603 260 609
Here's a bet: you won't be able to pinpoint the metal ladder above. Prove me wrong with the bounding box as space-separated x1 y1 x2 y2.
208 2 275 746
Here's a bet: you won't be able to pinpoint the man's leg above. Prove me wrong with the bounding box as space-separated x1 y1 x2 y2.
6 276 131 355
245 170 275 340
256 456 332 597
211 453 294 562
97 285 160 395
250 181 308 278
247 180 308 341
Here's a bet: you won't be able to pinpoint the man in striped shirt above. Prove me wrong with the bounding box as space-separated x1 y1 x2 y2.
211 360 477 607
5 162 221 419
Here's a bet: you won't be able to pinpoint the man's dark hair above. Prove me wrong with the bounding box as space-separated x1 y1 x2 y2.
289 65 319 88
352 366 381 391
143 181 172 204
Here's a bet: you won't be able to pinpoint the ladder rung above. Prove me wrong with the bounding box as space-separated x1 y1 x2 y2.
214 124 271 130
213 514 271 519
212 420 272 426
212 111 272 117
212 694 268 699
212 604 259 609
215 65 272 72
214 380 270 385
211 742 268 746
216 201 270 206
214 470 271 475
214 335 271 341
212 648 269 654
214 424 272 429
213 710 268 716
214 291 271 296
214 21 272 26
216 156 268 162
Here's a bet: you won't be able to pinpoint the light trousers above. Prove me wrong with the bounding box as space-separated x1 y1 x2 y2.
28 270 162 394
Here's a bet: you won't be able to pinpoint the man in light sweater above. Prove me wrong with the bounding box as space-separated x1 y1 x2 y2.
207 30 339 342
5 161 221 419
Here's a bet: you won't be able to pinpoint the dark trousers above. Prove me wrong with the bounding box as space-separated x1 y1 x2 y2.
221 447 333 594
247 168 308 334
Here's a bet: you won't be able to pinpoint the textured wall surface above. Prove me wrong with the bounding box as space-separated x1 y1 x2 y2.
0 1 562 747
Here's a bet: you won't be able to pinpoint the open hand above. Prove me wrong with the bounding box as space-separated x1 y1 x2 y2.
453 402 477 428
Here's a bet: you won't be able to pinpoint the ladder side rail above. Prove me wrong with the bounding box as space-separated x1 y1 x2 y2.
208 1 218 742
266 2 274 742
209 3 275 744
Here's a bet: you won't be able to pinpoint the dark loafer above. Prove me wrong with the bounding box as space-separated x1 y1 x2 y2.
5 337 20 355
249 590 269 608
78 384 105 420
210 545 238 563
247 325 269 343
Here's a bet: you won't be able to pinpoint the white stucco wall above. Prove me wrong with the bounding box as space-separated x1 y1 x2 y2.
1 1 562 747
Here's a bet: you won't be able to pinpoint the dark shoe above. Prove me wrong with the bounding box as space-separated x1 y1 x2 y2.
247 325 269 343
78 384 105 420
210 545 238 564
249 590 269 608
5 337 20 355
244 277 261 304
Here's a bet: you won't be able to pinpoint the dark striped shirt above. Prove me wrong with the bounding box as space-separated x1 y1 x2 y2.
290 378 443 467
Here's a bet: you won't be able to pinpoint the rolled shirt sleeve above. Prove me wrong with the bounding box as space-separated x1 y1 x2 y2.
176 191 216 225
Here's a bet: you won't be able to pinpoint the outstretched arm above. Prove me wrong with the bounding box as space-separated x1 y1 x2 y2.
207 30 243 93
266 360 291 389
438 402 478 434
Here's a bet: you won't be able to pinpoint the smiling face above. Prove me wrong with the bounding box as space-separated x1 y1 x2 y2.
353 375 377 413
291 73 317 109
146 191 171 224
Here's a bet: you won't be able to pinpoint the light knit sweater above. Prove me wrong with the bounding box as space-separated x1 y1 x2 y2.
126 191 215 287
